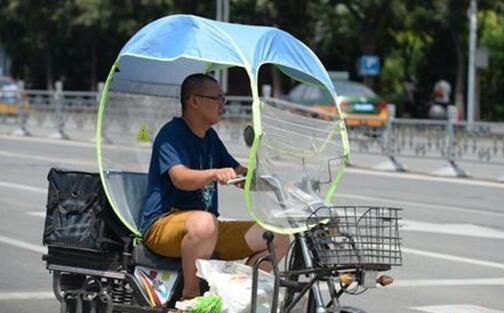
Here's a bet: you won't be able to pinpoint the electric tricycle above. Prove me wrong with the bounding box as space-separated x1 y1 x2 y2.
42 14 402 313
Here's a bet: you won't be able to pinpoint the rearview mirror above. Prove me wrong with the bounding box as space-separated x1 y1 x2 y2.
243 125 255 148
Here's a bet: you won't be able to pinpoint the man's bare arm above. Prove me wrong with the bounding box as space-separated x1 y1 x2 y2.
168 165 237 191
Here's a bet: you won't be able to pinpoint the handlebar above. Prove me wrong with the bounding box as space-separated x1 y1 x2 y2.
225 175 247 185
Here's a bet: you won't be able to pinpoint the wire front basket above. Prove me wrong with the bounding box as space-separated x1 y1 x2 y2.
306 206 402 270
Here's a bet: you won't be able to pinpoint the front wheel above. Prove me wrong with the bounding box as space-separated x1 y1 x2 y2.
306 290 367 313
335 306 367 313
281 240 309 312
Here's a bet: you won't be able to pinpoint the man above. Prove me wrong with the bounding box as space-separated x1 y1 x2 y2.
433 79 451 105
141 73 289 299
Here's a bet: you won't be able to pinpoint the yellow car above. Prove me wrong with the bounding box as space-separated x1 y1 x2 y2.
0 76 25 115
287 80 388 127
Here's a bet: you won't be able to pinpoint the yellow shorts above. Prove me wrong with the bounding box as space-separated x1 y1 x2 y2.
143 210 255 260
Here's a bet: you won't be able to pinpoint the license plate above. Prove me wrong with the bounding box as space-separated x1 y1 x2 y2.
353 103 374 112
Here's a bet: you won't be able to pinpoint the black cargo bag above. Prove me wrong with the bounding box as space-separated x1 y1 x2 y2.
43 168 130 251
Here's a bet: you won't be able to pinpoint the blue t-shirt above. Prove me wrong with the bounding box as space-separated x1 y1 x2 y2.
141 117 239 233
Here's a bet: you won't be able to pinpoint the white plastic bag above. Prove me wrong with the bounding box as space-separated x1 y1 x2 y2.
196 259 274 313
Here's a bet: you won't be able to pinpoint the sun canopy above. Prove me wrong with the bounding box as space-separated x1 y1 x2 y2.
111 14 334 97
97 14 349 236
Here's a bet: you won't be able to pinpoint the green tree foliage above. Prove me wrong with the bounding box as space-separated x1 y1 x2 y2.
230 0 326 95
479 9 504 120
0 0 206 89
0 0 503 120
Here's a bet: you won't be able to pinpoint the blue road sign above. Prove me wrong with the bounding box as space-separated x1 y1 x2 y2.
359 55 380 76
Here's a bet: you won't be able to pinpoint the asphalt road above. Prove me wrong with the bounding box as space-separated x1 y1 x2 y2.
0 134 503 313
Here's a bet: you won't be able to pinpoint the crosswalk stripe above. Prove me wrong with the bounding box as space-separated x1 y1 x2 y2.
411 304 504 313
0 291 54 301
0 180 45 193
393 277 504 287
0 150 96 167
403 247 504 270
0 235 47 254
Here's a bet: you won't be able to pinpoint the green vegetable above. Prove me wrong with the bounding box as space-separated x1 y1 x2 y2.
188 294 222 313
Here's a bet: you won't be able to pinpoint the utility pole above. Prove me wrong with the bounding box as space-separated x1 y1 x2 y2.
216 0 222 21
467 0 477 123
216 0 230 93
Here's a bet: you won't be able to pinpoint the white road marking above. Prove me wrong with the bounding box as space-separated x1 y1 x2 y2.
3 224 504 272
0 235 47 254
337 192 504 218
346 167 504 189
0 291 54 301
32 208 504 241
403 247 504 270
0 180 45 193
0 134 149 153
402 219 504 239
411 304 504 313
3 178 499 220
29 209 504 241
0 150 96 167
1 146 503 271
0 133 95 148
1 229 504 297
27 211 46 217
393 277 504 287
2 134 503 188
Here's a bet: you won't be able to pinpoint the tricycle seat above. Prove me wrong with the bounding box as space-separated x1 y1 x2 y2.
132 243 181 271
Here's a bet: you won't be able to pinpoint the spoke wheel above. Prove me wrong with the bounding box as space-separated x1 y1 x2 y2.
281 240 308 312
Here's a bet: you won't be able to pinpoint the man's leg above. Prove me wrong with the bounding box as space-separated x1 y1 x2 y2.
180 211 219 298
214 222 289 270
244 224 290 272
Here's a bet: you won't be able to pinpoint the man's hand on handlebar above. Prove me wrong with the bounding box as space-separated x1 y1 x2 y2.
228 165 247 188
226 175 247 188
213 168 237 185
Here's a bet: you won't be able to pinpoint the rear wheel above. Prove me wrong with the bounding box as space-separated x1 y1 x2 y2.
54 273 115 313
53 272 86 302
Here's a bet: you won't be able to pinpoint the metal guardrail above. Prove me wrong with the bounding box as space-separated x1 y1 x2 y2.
1 83 503 181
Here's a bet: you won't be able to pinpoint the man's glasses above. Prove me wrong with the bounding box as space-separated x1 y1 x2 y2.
194 94 227 105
